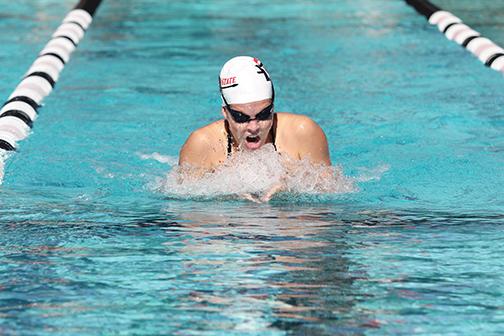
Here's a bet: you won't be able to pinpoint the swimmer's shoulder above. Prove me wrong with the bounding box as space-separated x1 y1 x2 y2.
275 112 330 164
179 120 226 167
276 112 325 138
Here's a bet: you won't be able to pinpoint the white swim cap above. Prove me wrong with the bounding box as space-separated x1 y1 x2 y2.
219 56 274 105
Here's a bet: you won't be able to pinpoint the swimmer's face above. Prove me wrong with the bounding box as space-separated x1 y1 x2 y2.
222 99 274 151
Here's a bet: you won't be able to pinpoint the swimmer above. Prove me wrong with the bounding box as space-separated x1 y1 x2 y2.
179 56 331 201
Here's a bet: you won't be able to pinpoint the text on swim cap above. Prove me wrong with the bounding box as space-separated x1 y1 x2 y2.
220 77 236 86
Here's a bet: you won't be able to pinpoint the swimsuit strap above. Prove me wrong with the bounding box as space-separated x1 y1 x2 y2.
225 120 233 157
272 114 278 151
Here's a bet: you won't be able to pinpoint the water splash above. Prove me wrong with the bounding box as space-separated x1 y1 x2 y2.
154 144 356 201
0 150 7 186
138 152 178 166
354 164 390 182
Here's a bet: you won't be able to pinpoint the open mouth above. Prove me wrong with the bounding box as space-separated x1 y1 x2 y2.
244 135 261 149
246 135 260 143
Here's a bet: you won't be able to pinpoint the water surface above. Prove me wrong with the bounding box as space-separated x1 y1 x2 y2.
0 0 503 334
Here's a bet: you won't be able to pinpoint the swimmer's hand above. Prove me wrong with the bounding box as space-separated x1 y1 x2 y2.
241 180 286 203
241 193 263 203
260 181 284 202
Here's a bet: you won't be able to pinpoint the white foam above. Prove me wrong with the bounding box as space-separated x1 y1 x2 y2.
353 164 390 182
155 144 356 201
0 150 8 185
139 152 178 166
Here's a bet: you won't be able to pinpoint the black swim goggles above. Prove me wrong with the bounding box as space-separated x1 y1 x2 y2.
226 103 274 123
219 77 275 124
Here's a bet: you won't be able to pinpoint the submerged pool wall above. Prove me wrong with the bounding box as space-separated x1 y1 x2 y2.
0 0 103 152
406 0 504 72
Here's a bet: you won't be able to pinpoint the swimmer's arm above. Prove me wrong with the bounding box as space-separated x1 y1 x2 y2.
295 116 331 165
178 130 214 176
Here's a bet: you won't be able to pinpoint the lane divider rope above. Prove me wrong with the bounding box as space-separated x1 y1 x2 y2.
405 0 504 73
0 0 102 152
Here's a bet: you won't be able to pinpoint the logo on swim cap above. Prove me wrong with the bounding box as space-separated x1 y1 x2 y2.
219 56 274 105
220 76 237 87
253 58 271 82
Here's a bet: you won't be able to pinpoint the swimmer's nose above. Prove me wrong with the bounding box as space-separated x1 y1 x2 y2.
246 119 260 132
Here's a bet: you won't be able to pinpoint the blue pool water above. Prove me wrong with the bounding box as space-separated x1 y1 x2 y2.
1 0 504 334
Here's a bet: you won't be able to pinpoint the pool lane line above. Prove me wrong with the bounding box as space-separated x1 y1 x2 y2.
405 0 504 73
0 0 103 152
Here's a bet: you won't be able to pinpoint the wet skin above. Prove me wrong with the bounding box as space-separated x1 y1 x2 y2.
179 102 330 168
222 99 275 151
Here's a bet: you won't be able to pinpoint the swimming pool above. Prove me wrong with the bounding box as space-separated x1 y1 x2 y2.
1 0 503 334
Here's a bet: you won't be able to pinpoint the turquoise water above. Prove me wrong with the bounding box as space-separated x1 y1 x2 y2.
1 0 504 334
